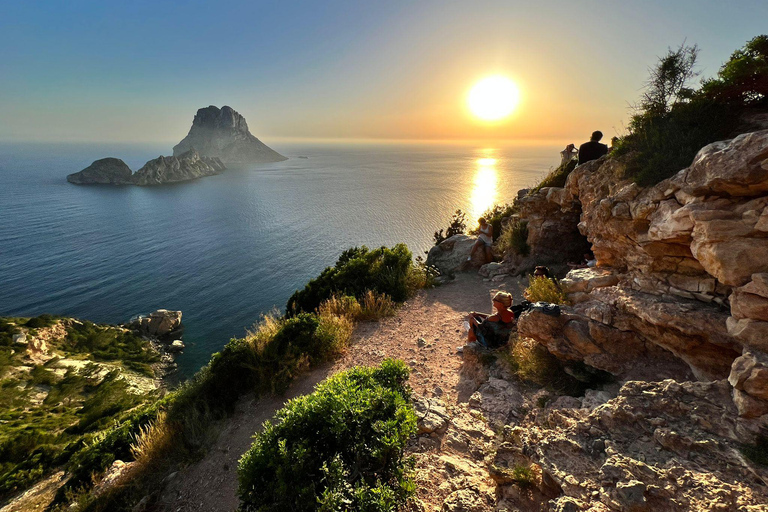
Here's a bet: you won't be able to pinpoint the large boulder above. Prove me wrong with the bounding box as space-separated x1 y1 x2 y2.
131 149 226 186
67 158 133 185
426 234 487 274
132 309 182 337
173 105 287 165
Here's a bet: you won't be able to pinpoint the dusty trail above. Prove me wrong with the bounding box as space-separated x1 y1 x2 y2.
158 273 525 512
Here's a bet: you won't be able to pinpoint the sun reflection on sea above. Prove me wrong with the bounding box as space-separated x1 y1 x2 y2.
469 154 499 224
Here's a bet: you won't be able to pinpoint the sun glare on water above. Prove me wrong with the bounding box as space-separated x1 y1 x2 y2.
468 76 520 121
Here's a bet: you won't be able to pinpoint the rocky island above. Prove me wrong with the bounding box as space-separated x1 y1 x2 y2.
172 105 287 165
67 105 283 185
67 149 225 186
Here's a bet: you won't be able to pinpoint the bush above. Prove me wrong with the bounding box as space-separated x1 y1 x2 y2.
287 245 415 315
523 276 569 305
530 159 577 193
25 314 57 329
238 359 416 512
497 220 529 257
433 209 466 245
614 37 766 186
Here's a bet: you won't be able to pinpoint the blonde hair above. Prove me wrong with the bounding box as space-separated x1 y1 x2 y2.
492 291 512 308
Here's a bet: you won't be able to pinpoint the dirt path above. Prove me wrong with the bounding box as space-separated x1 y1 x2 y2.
158 273 527 512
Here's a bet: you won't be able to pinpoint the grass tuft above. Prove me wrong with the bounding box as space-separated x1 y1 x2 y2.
523 276 569 305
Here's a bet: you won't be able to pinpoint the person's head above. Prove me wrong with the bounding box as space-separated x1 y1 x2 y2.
590 131 603 142
533 266 551 278
478 217 487 226
492 291 513 311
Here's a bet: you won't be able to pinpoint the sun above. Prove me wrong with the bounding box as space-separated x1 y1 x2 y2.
468 76 520 121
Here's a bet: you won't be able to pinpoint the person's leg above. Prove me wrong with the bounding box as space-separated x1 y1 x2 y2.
484 244 492 263
468 239 482 261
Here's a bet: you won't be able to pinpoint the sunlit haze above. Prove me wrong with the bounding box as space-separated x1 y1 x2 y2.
468 76 520 121
1 0 765 143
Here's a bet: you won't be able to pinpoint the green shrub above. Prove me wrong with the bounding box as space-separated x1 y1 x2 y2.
511 464 535 489
287 245 415 315
238 359 416 512
702 35 768 106
25 314 57 329
740 435 768 467
64 321 160 367
433 209 466 245
530 159 577 193
523 276 569 305
497 220 529 257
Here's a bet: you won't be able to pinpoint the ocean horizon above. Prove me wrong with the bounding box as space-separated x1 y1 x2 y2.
0 140 559 375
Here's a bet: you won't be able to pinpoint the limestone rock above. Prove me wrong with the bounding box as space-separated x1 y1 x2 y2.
131 149 226 186
426 235 487 274
173 105 287 165
414 396 450 434
168 340 185 353
560 268 619 295
441 488 486 512
132 309 183 337
67 158 133 185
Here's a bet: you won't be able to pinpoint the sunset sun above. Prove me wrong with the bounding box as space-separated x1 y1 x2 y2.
468 76 520 121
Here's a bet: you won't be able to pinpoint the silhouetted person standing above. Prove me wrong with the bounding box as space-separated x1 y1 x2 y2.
578 131 608 165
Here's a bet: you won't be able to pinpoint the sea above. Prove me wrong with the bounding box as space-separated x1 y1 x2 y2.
0 141 558 376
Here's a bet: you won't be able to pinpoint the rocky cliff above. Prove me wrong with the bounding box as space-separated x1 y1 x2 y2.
67 150 226 186
172 105 287 165
132 149 226 185
508 130 768 420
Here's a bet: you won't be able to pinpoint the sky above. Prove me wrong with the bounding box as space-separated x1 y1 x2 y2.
1 0 766 144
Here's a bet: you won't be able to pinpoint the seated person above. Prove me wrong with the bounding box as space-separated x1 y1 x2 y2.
466 291 515 348
467 217 493 264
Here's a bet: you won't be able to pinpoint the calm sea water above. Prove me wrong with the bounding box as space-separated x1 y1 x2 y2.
0 141 558 375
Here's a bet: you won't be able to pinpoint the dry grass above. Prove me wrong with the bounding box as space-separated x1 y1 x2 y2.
510 336 563 387
245 311 285 352
317 295 362 320
523 276 569 305
315 311 355 356
130 411 175 464
359 290 397 320
317 292 397 322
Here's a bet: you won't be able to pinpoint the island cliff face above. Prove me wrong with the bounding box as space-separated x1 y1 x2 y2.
66 150 226 186
172 105 287 165
132 149 226 185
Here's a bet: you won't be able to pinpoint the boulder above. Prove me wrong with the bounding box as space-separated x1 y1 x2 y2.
173 105 287 165
426 235 487 274
67 157 133 185
168 340 185 353
133 309 182 337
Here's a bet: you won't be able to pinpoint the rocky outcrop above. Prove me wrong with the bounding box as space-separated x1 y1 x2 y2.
130 309 183 338
68 150 226 186
426 234 488 275
510 130 768 419
66 158 133 185
173 105 287 165
132 149 225 186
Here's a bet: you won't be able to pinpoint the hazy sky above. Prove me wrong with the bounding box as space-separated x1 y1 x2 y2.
1 0 765 143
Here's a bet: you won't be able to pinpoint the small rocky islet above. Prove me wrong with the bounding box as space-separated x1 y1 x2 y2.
66 105 286 186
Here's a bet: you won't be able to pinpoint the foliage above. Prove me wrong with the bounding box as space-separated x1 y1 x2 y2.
638 43 699 116
530 159 577 193
237 360 416 512
64 320 160 372
510 464 535 489
702 35 768 106
614 37 767 186
433 209 466 245
287 244 416 315
0 317 160 503
497 220 529 257
523 276 569 305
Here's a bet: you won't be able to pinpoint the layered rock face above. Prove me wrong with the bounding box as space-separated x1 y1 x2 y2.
426 234 489 275
132 149 225 186
173 105 287 165
516 129 768 420
66 158 133 185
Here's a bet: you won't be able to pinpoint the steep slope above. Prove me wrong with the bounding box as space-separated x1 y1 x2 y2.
172 106 287 165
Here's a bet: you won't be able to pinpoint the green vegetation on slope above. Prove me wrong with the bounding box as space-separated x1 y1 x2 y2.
238 359 416 512
0 316 160 502
67 244 430 512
